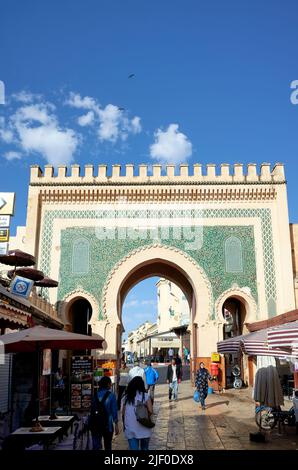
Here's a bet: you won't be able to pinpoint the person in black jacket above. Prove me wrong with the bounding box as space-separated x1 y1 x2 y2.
166 358 182 401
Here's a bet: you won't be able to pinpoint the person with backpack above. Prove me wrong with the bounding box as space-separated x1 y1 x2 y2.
121 376 153 450
89 376 119 450
144 360 159 404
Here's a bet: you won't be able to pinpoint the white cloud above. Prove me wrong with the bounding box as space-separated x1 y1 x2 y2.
0 117 13 143
0 127 14 144
2 89 142 165
98 104 122 142
12 90 42 103
17 124 79 166
3 150 22 161
66 92 142 143
141 300 156 306
4 102 79 165
65 92 99 111
131 116 142 134
124 299 156 308
124 300 139 308
13 103 55 126
78 111 95 127
150 123 192 164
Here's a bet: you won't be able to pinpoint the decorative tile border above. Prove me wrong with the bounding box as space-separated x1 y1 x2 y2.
39 207 275 318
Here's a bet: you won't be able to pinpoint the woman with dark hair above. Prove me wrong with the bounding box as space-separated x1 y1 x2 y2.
195 362 212 410
90 375 119 450
121 376 153 450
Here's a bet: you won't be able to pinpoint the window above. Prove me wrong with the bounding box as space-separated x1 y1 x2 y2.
72 238 90 274
224 236 243 273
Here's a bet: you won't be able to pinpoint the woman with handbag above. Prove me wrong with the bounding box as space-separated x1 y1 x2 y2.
195 362 212 410
121 376 154 450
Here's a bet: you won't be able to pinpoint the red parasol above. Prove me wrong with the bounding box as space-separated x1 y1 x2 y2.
7 267 44 281
34 276 59 288
0 249 35 267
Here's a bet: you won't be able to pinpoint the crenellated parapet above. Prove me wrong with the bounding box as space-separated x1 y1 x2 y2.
30 162 286 185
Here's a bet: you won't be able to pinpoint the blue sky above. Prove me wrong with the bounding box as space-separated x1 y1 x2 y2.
1 1 298 333
122 277 159 339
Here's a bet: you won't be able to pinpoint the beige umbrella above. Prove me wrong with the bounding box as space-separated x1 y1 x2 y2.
0 325 104 352
0 326 104 419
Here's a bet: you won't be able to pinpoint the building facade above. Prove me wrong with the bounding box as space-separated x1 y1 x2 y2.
10 163 297 366
156 278 190 332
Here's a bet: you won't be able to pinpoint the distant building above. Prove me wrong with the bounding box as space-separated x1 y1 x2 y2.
122 279 190 361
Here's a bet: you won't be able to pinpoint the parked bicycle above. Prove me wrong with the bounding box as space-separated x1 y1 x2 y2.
255 405 296 433
73 415 90 450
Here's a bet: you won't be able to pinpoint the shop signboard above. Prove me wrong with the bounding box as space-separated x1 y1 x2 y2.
71 356 93 410
0 193 15 216
0 242 8 255
10 275 34 298
0 215 10 228
0 228 9 243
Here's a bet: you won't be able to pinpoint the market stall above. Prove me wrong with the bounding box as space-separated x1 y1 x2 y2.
93 359 117 394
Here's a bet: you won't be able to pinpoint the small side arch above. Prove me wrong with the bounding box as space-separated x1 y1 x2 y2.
215 286 258 329
59 289 99 328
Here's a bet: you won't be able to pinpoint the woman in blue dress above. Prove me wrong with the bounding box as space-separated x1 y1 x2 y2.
195 362 212 410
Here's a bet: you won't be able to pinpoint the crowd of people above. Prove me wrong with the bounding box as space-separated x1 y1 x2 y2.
88 353 211 451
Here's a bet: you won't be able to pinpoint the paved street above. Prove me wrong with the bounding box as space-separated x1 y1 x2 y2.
140 363 190 384
112 380 298 450
52 379 298 451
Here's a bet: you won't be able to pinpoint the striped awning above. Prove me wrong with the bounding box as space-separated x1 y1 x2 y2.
217 325 297 357
217 335 245 354
267 321 298 356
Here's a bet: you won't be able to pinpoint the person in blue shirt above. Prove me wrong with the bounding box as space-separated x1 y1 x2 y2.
144 361 159 404
91 376 119 450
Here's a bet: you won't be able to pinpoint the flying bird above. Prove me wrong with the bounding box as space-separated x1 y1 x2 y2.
118 107 125 111
128 73 135 79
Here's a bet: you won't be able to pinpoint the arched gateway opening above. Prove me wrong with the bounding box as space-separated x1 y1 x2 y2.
101 245 213 370
122 275 191 364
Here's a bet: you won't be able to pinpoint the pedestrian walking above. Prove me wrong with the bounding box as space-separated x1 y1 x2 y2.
89 376 119 450
128 361 147 389
118 360 129 410
167 358 182 401
195 362 212 410
121 376 153 450
144 360 159 404
183 347 189 365
187 352 190 365
168 347 174 362
175 354 182 366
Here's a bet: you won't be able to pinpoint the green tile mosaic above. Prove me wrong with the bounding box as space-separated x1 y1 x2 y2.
39 207 275 319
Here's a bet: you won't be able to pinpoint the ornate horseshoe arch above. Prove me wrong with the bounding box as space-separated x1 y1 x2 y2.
215 286 258 326
101 243 213 327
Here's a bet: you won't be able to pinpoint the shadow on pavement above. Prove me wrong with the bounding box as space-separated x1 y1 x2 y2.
206 400 230 409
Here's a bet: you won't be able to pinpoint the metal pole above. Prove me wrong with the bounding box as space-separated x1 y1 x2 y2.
36 345 40 420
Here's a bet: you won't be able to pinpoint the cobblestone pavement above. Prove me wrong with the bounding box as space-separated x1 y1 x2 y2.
112 380 298 451
53 380 298 451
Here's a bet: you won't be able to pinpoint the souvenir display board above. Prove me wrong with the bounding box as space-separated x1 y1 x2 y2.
70 356 93 410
